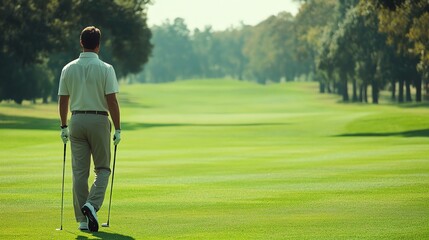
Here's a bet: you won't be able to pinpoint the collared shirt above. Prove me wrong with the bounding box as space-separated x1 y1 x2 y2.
58 52 119 112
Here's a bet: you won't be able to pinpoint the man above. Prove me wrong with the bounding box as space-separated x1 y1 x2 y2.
58 26 121 232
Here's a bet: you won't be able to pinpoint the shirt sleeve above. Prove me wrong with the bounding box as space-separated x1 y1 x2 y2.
58 67 69 96
105 65 119 95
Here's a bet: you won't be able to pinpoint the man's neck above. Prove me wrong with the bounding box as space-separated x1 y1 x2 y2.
83 49 98 54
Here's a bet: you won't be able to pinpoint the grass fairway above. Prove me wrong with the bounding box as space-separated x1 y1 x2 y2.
0 79 428 239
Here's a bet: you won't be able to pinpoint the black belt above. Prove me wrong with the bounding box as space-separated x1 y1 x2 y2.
72 110 108 116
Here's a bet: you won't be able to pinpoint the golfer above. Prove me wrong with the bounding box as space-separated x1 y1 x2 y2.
58 26 121 232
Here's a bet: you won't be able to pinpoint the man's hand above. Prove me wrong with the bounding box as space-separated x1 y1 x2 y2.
113 129 121 145
60 126 69 144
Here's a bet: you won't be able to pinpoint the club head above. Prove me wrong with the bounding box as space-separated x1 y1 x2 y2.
56 228 63 231
101 223 109 227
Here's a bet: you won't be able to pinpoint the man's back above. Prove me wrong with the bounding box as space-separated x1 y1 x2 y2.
59 52 118 111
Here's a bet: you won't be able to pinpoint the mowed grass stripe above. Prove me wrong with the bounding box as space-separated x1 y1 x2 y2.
0 79 428 239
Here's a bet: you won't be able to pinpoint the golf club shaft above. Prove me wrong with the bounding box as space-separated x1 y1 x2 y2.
105 145 117 226
59 143 66 230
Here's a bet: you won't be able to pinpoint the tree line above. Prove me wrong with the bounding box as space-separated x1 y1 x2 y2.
140 0 429 104
0 0 152 104
1 0 428 104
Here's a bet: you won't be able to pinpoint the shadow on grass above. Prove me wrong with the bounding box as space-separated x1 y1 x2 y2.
336 128 429 138
76 231 135 240
122 122 290 130
0 114 58 130
396 101 429 108
119 92 152 109
0 114 289 131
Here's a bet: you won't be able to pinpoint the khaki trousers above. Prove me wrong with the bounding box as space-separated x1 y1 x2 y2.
69 114 111 222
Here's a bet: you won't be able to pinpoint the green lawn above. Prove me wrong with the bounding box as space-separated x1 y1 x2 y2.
0 79 428 239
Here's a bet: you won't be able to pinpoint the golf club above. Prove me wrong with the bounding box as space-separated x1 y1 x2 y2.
102 145 117 227
56 143 66 231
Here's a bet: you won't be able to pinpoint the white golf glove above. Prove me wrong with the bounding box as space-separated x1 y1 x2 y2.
113 129 121 145
60 126 69 144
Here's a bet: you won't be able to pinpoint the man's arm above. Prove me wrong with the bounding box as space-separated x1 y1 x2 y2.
59 95 70 126
106 93 121 130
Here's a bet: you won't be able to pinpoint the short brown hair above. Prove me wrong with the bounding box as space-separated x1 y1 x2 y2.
80 26 101 50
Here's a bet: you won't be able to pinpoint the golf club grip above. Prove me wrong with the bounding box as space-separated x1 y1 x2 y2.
63 144 66 161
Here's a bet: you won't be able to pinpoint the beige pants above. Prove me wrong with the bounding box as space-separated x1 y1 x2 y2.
69 114 111 222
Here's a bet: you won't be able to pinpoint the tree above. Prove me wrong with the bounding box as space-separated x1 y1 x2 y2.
350 3 390 104
243 12 296 84
0 0 152 103
317 26 337 94
0 0 65 103
213 26 250 80
75 0 152 77
372 0 429 102
143 18 194 82
294 0 337 92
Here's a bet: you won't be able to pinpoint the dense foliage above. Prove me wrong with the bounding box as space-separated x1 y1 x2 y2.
0 0 152 103
1 0 428 104
141 0 428 103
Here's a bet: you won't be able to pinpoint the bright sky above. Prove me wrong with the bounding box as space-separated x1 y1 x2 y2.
147 0 301 31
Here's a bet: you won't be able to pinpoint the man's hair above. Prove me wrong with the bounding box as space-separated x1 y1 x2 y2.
80 26 101 50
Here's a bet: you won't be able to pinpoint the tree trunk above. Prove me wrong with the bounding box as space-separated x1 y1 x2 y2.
372 80 379 104
343 79 349 101
415 77 422 102
391 80 396 100
340 71 349 102
406 80 412 102
364 84 368 103
238 60 244 80
319 81 325 93
358 84 363 102
398 79 404 103
352 77 358 102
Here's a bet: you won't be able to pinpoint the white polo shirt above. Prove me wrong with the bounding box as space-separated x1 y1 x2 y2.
58 52 119 112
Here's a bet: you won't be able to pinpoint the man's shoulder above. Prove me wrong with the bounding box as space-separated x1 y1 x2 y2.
62 59 79 71
98 59 113 69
